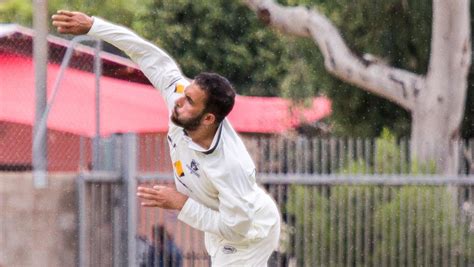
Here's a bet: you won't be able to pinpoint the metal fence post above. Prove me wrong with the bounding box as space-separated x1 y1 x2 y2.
32 0 48 188
32 35 98 185
93 40 103 171
122 133 137 267
77 173 87 267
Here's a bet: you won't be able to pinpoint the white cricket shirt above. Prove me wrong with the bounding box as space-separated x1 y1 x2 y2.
88 18 280 248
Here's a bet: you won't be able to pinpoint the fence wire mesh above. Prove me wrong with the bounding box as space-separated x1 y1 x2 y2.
0 30 99 172
137 179 210 267
262 182 474 267
3 23 474 267
137 134 474 176
2 26 474 176
129 177 474 267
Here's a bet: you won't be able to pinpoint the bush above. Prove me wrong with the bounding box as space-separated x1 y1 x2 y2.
286 184 474 266
285 129 473 266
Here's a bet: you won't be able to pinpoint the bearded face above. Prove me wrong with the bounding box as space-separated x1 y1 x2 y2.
171 106 206 131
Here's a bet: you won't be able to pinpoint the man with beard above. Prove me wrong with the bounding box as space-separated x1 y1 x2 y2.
52 10 280 266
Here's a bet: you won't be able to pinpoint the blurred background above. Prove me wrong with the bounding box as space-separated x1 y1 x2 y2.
1 0 474 266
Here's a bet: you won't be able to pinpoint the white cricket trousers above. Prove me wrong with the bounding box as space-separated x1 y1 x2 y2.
207 220 280 267
205 195 281 267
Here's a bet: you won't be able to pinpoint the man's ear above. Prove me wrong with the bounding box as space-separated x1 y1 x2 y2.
202 113 216 126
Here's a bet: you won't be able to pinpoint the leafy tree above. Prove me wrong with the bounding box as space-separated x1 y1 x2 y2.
0 0 141 29
317 0 431 137
3 0 472 146
245 0 472 174
0 0 32 25
134 0 302 97
133 0 434 138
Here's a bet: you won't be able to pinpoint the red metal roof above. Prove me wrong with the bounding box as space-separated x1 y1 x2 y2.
0 53 331 136
0 24 331 136
229 95 331 133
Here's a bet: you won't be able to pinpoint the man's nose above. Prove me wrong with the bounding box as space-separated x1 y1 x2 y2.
175 97 184 108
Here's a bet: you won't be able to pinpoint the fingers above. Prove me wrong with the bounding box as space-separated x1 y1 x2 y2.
153 185 166 190
141 201 158 207
57 10 75 17
52 20 72 28
51 10 93 36
136 185 169 193
136 185 177 209
137 186 158 206
51 14 71 22
58 27 74 34
51 13 74 34
137 192 154 198
136 191 158 200
137 186 160 194
137 186 164 201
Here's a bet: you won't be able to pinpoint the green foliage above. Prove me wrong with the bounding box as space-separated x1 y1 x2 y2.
134 0 438 136
340 128 436 175
50 0 145 31
136 0 307 97
271 0 434 137
372 186 474 265
0 0 32 25
2 0 472 138
374 128 402 174
286 185 474 266
280 58 318 104
286 128 473 266
409 158 437 175
0 0 142 29
339 128 402 174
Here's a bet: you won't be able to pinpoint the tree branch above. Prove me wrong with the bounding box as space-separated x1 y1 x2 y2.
244 0 426 111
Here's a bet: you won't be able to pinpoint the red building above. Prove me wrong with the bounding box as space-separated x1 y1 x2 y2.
0 24 332 172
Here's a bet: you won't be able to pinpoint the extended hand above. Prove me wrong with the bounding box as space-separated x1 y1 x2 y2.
51 10 93 35
137 185 189 210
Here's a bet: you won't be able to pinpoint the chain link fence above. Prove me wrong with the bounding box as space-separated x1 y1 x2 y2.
3 24 474 267
137 134 474 176
79 173 474 267
2 25 474 176
71 134 474 267
0 25 100 172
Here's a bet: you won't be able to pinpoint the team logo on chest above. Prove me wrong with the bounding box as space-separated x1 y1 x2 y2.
186 159 200 178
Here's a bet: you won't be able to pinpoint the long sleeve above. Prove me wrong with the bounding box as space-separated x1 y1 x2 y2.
87 17 184 110
177 196 255 243
177 170 259 243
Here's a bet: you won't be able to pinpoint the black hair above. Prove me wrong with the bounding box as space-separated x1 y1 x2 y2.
194 72 236 123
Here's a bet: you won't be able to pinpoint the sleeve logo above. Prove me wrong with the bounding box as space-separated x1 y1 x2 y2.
175 83 185 94
174 160 185 177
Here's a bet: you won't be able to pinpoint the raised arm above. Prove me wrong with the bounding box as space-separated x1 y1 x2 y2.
52 10 184 108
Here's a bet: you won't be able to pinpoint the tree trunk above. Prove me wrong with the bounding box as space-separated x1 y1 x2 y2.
411 104 456 174
412 0 471 174
243 0 471 174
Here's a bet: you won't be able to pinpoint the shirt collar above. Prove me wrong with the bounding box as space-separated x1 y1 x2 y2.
184 123 223 154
